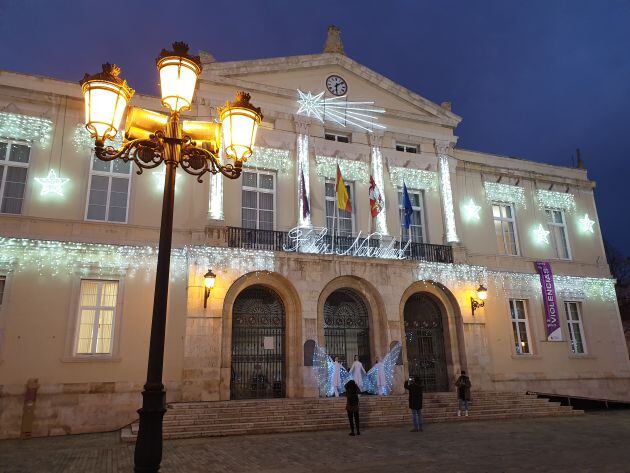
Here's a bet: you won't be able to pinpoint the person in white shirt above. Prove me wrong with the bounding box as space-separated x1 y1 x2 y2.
332 356 342 397
348 355 366 392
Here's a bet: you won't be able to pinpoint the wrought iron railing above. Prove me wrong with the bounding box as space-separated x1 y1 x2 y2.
225 227 453 264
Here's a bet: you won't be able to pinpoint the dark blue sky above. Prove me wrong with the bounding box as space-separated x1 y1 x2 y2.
1 0 629 253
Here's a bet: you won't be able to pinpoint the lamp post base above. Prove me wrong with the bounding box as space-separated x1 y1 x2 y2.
134 383 167 472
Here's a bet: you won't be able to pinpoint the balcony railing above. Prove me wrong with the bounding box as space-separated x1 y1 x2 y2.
226 227 453 264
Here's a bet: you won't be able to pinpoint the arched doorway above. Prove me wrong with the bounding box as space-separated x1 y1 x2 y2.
404 293 449 392
324 289 371 370
231 285 285 400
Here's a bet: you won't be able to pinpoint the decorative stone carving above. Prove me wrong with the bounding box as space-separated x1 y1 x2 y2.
323 25 345 55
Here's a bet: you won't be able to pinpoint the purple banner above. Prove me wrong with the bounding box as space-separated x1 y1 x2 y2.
535 261 562 341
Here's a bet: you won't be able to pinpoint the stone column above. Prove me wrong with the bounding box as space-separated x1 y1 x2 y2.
436 140 459 244
369 133 388 235
295 118 312 228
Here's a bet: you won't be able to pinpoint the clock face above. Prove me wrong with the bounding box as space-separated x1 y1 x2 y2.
326 75 348 96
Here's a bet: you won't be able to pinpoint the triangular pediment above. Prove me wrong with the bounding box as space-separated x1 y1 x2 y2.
200 53 461 129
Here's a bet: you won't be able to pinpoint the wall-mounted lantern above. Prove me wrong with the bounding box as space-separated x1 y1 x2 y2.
204 269 216 308
471 284 488 316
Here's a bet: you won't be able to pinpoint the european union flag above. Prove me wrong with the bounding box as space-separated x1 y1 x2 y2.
403 183 413 230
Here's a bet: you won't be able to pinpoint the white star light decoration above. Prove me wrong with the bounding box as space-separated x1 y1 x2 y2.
463 199 482 221
296 89 386 133
579 213 595 234
533 224 551 245
35 169 69 196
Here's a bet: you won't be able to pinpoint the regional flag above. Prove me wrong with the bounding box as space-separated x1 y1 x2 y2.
369 175 384 218
402 182 413 230
300 169 310 219
336 165 352 213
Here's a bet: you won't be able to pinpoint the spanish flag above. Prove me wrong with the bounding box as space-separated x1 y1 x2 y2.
336 165 352 213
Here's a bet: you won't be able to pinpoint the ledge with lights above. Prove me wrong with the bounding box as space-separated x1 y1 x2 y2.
484 182 526 207
0 111 53 148
315 155 369 182
535 189 576 212
388 166 438 191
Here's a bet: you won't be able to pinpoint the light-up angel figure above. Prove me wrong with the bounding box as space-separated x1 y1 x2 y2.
363 342 402 396
313 344 351 397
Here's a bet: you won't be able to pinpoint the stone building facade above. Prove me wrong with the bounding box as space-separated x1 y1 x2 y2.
0 29 629 438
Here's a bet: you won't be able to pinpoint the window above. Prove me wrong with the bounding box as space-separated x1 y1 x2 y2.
395 143 417 154
325 179 354 236
545 209 571 259
242 170 275 230
565 302 586 354
75 280 118 355
509 299 532 355
492 203 519 255
86 156 132 222
397 188 425 243
324 131 350 143
0 276 5 305
0 140 30 214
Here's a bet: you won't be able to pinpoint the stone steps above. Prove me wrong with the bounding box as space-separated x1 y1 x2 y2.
121 392 583 442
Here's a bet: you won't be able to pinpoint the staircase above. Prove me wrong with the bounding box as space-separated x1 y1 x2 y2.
121 391 583 442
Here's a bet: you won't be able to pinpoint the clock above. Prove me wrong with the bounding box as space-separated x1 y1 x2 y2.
326 75 347 96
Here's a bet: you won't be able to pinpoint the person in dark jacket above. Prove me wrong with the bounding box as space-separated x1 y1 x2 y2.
455 370 472 417
404 376 423 432
345 379 360 436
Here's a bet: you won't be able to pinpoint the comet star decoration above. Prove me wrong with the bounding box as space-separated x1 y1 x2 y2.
35 169 69 196
296 89 386 132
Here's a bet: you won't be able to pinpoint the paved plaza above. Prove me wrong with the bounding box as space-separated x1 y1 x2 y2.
1 411 630 472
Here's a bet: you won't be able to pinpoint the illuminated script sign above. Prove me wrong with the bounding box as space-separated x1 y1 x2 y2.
283 227 411 260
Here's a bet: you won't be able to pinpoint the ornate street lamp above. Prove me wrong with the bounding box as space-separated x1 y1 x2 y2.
203 269 217 308
80 42 262 473
470 284 488 316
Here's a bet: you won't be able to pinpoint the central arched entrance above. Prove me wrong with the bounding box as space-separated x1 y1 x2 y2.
404 293 449 392
231 285 285 400
324 289 371 370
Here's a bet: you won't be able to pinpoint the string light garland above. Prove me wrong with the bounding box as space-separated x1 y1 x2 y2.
578 213 596 234
315 155 369 182
389 167 438 191
297 134 311 227
72 124 122 153
536 189 576 212
34 169 70 196
484 182 526 207
438 156 459 243
0 112 53 148
245 146 291 173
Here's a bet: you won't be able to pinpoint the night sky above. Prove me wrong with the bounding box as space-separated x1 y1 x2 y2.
1 0 629 254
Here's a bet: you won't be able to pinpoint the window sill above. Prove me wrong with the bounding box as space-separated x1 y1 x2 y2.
569 353 594 360
61 355 121 363
511 354 540 360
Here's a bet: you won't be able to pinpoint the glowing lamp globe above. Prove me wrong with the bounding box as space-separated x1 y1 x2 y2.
476 284 488 301
80 63 134 142
156 42 202 113
204 269 216 289
219 92 263 163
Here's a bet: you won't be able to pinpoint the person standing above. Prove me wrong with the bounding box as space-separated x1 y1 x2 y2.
345 379 361 436
348 355 366 392
455 370 472 417
373 356 386 395
404 376 423 432
332 356 342 397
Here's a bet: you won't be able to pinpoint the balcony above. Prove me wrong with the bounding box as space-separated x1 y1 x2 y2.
226 227 453 264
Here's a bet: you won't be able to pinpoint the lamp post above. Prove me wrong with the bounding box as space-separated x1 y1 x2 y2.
80 42 262 473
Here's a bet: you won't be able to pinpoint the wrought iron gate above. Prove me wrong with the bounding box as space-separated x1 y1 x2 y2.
231 286 285 400
404 293 449 392
323 289 371 371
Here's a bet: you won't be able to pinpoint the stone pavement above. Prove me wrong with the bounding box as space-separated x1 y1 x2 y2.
1 411 629 473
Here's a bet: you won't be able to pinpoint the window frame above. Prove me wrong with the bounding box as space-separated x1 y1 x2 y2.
84 156 133 224
397 187 426 243
492 202 521 256
324 131 350 143
545 208 572 260
325 178 355 237
395 143 418 154
241 169 277 231
564 301 587 355
0 262 16 362
509 299 533 355
64 273 126 362
0 138 31 215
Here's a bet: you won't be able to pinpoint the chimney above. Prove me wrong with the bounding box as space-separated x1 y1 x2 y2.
323 25 345 55
576 148 585 169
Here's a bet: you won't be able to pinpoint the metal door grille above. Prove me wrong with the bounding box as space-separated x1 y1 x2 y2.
404 293 449 392
231 286 285 400
323 289 371 371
